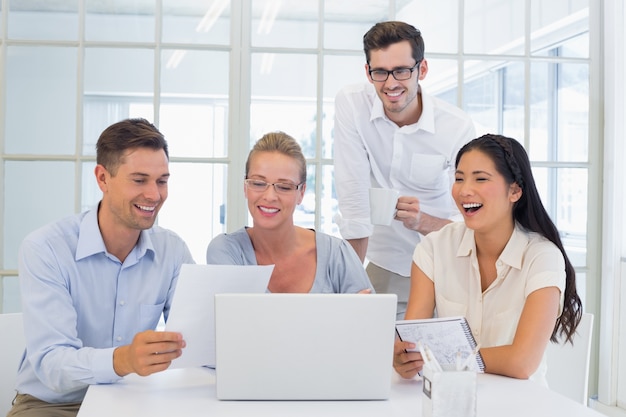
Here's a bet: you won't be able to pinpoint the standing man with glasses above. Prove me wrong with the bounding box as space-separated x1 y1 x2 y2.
333 21 476 318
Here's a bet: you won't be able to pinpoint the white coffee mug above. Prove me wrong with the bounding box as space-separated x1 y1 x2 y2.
369 188 400 226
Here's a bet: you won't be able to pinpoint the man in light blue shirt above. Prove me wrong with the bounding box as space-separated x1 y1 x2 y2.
8 118 195 417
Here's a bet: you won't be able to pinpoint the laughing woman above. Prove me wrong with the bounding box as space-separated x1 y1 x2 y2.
393 134 582 385
206 131 373 294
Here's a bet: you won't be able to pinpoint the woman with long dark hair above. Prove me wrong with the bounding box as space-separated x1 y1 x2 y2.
393 134 582 385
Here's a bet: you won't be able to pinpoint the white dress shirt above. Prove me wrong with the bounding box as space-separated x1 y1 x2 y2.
333 82 475 276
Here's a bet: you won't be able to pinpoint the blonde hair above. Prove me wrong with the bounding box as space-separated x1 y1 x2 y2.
245 131 307 183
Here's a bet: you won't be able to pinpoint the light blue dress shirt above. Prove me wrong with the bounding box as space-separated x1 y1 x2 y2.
15 207 194 403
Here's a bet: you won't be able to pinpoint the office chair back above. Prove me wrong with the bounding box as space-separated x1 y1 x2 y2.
0 313 25 417
546 312 594 405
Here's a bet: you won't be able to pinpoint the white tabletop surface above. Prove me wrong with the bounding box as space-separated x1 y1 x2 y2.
77 367 604 417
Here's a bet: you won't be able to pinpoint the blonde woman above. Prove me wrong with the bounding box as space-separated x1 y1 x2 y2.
206 131 373 294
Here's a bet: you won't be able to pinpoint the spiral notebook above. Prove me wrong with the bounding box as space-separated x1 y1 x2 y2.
395 316 485 372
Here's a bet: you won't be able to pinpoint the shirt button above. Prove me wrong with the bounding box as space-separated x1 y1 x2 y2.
119 300 125 306
116 336 122 342
497 261 503 267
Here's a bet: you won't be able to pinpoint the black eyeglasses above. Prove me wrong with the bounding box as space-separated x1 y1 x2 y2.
368 61 420 82
244 179 303 193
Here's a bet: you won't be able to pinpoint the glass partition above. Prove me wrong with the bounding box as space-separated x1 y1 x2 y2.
0 0 595 334
464 0 525 55
3 161 75 270
162 0 230 45
85 0 155 42
8 1 78 40
251 0 319 48
4 46 77 155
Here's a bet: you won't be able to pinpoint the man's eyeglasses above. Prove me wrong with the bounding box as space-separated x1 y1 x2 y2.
368 61 420 82
244 179 303 193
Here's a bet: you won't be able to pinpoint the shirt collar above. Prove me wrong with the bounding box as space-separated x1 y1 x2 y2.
457 226 475 257
369 85 436 134
499 223 528 270
75 204 156 262
418 90 436 133
370 89 386 121
456 222 528 270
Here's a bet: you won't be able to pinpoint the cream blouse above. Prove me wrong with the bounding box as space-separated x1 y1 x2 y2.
413 221 566 385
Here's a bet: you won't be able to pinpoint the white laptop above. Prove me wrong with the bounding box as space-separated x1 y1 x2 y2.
214 293 397 400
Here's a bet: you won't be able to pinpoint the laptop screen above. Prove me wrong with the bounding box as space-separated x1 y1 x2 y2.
215 293 397 400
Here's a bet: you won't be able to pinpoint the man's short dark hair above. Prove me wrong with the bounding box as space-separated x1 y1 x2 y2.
363 21 424 65
96 118 168 175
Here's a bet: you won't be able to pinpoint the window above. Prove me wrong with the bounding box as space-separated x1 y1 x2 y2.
0 4 598 402
0 0 595 290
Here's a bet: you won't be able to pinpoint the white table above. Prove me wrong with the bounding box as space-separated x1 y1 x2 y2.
77 367 604 417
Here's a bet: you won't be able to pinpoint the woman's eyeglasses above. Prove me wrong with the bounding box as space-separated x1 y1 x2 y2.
244 179 303 193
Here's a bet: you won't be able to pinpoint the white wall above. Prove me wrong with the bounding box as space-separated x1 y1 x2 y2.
591 0 626 415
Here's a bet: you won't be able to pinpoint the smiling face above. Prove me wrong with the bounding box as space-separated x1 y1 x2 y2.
452 149 522 235
245 151 305 230
366 40 427 126
96 147 169 234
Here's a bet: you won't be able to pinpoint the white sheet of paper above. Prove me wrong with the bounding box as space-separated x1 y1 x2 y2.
165 263 273 369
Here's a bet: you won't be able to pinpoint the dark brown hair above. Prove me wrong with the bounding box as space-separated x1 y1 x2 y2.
363 21 424 65
96 118 168 176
